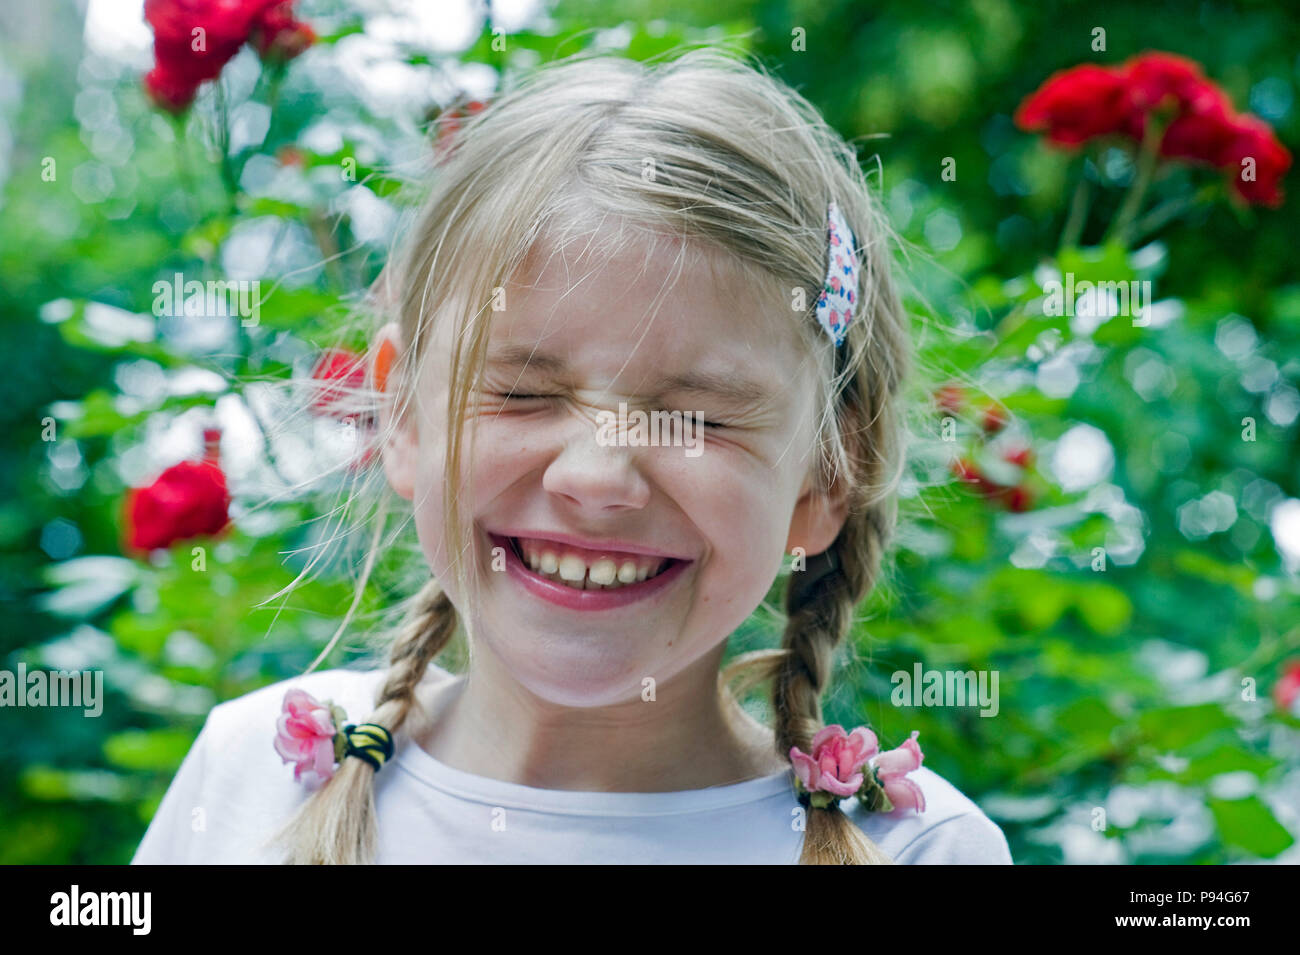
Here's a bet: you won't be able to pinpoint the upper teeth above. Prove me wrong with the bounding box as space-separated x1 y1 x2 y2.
515 538 665 590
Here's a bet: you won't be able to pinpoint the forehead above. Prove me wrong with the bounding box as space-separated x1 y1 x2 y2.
486 228 812 400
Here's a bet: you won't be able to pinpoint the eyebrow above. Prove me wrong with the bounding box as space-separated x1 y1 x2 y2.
486 346 773 405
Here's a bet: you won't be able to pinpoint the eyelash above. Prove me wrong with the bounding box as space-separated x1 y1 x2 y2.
493 393 731 429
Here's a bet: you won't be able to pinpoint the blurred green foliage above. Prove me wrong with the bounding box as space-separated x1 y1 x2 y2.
1 0 1297 864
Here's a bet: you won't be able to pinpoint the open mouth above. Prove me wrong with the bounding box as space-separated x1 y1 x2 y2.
499 534 680 591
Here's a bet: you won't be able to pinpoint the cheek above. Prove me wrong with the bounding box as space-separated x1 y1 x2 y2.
657 452 796 608
407 416 463 581
410 419 536 578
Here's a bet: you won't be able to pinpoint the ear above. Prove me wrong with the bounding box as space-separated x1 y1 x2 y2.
785 468 849 558
374 322 416 502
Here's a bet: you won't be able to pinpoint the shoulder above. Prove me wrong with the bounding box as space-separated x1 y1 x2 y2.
133 661 454 864
205 659 459 737
841 767 1013 864
204 666 387 746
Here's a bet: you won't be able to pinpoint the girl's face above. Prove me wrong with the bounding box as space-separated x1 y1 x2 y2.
382 232 846 707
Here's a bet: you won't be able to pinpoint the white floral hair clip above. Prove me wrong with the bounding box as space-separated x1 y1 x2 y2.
814 201 859 347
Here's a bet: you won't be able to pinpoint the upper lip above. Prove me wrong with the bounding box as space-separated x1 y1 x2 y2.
490 529 693 561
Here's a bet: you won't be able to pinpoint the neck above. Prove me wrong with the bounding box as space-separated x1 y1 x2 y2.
413 642 787 792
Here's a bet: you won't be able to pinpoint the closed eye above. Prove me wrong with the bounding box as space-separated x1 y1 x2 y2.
492 393 732 429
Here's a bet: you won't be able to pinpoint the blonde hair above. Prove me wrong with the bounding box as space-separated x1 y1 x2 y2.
271 44 913 865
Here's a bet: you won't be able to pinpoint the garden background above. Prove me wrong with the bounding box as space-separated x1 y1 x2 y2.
1 0 1298 864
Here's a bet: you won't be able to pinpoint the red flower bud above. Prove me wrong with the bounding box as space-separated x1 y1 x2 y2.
1275 659 1300 713
981 403 1007 434
433 99 491 158
310 348 368 420
277 145 306 167
1002 446 1033 469
251 2 315 62
1006 484 1034 513
952 458 998 496
935 384 965 415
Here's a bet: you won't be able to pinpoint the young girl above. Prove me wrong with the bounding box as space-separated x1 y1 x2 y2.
133 47 1012 865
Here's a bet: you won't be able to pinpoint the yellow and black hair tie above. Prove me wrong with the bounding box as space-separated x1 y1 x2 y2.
343 722 394 772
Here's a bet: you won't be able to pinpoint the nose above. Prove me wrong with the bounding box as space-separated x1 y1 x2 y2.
541 416 652 514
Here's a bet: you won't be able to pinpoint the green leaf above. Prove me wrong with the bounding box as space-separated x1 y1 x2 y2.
252 287 345 332
990 569 1072 630
1172 549 1256 598
1138 703 1235 751
928 613 1005 655
1055 242 1136 286
1054 697 1123 740
103 729 197 772
314 21 366 45
1091 313 1145 346
991 309 1069 358
1178 744 1280 784
1208 796 1295 857
1072 581 1133 635
20 767 131 803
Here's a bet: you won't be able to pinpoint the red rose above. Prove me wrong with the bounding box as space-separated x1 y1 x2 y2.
1158 104 1290 206
145 0 276 48
1121 52 1231 134
1014 64 1133 147
142 0 305 112
1157 99 1243 166
125 430 230 552
310 348 368 419
1217 113 1291 207
145 0 275 80
250 2 315 62
1018 51 1290 209
144 65 203 114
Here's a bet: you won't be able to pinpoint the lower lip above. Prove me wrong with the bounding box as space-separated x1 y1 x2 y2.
490 534 691 611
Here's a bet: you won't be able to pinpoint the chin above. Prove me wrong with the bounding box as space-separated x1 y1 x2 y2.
491 645 659 709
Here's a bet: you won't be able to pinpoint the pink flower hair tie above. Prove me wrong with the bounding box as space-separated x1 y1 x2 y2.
273 688 394 787
789 725 926 813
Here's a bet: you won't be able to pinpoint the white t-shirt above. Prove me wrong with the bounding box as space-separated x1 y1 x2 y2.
131 665 1013 864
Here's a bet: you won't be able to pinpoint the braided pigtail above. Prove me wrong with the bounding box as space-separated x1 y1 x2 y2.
770 211 911 862
777 504 897 864
270 579 457 864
